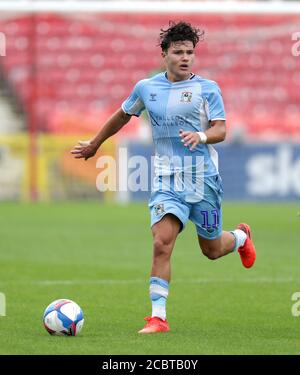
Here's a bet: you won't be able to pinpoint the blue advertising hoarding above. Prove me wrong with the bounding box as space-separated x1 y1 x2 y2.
124 143 300 201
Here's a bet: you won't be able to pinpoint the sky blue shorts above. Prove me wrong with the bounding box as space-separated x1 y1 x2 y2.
149 174 224 240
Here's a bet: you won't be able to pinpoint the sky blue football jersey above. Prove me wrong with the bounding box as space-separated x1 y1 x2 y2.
122 72 226 177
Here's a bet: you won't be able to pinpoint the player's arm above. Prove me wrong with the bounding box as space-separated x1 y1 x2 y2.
71 108 131 160
200 119 226 143
179 120 226 151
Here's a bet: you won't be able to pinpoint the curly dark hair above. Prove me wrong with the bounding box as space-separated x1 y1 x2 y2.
159 21 204 52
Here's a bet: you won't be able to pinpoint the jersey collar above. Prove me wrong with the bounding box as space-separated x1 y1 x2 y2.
164 72 195 83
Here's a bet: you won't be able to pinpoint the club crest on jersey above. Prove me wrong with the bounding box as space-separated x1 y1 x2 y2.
154 203 165 216
180 91 192 103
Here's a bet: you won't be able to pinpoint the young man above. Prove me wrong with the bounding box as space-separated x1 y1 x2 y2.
71 21 256 334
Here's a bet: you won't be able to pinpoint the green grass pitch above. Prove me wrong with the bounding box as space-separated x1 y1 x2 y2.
0 201 299 354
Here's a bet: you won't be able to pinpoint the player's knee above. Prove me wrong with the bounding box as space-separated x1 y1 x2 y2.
204 251 220 260
153 236 172 259
201 245 221 260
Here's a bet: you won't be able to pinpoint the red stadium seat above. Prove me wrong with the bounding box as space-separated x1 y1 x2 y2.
0 13 299 139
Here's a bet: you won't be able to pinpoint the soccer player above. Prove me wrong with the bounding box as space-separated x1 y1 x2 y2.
71 21 256 334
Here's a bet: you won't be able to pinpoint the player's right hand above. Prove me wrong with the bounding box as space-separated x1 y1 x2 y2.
70 140 98 160
179 129 201 151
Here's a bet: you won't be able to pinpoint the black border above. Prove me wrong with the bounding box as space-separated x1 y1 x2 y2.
0 355 299 374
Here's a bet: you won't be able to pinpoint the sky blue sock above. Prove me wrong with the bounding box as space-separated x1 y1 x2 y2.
149 277 169 320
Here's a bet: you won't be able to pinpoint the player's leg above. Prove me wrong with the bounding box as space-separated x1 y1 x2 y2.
198 224 256 268
194 204 256 266
198 231 235 260
150 213 181 282
190 175 256 267
139 214 181 334
139 186 189 334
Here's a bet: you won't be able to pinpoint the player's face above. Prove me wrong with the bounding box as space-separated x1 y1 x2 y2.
162 40 195 82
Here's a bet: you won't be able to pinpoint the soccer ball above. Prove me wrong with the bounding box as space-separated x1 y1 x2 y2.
43 299 84 336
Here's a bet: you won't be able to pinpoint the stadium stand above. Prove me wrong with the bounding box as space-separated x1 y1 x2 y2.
0 13 299 140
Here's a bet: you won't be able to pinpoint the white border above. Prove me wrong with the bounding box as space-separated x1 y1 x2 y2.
0 1 299 14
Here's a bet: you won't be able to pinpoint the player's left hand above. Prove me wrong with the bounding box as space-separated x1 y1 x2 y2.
179 129 201 151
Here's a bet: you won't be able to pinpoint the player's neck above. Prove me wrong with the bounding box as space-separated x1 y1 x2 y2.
165 71 193 83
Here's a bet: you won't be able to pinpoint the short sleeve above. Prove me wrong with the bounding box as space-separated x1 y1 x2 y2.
205 82 226 121
121 81 145 117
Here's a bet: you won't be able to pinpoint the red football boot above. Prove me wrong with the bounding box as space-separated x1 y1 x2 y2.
237 223 256 269
138 316 170 334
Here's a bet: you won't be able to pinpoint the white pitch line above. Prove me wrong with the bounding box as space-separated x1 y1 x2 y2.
0 277 299 285
31 279 145 285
